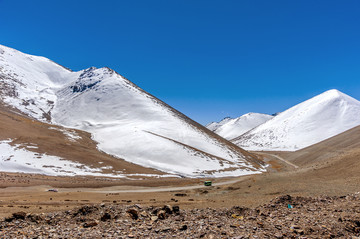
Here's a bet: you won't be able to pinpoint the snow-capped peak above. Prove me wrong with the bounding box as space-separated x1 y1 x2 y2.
206 117 232 131
233 89 360 151
207 113 273 140
0 44 265 177
315 89 358 104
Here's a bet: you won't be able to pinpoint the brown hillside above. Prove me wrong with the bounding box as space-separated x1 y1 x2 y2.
0 104 164 178
274 125 360 167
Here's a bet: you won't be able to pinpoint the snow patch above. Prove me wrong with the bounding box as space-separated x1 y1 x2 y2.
49 127 82 142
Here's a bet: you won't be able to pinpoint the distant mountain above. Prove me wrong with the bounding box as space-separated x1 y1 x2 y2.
206 117 232 131
0 44 265 177
206 113 273 140
232 90 360 151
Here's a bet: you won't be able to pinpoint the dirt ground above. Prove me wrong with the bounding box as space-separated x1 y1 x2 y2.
1 146 360 220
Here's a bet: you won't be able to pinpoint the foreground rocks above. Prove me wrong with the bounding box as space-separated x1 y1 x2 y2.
1 194 360 238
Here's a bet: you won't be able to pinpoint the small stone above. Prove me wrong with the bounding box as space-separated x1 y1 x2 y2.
4 217 14 222
83 220 98 228
127 209 138 220
163 205 173 214
174 193 187 197
101 212 112 221
12 211 26 220
157 210 166 220
179 225 188 231
172 205 180 214
140 211 148 218
290 224 301 230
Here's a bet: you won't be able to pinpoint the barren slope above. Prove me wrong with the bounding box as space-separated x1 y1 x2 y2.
272 124 360 167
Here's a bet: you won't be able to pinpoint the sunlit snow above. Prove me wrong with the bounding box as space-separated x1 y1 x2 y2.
0 44 265 177
233 90 360 151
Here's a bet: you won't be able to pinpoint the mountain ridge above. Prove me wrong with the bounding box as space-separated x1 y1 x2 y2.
0 44 265 177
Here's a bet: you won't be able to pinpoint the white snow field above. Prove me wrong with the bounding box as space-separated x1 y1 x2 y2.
233 89 360 151
207 113 273 140
0 44 264 177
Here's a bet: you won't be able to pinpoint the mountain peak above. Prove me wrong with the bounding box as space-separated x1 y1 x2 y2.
233 89 360 151
0 45 265 177
316 89 357 101
320 89 344 98
207 113 273 140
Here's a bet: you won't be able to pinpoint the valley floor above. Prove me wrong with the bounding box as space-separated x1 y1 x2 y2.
1 146 360 237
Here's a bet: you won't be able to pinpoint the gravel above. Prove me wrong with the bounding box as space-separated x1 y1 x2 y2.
1 193 360 238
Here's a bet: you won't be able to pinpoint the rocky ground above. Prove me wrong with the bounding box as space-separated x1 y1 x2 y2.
1 194 360 238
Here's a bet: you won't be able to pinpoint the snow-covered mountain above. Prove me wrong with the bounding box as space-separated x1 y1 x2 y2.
233 90 360 151
206 117 232 131
206 113 273 140
0 44 265 177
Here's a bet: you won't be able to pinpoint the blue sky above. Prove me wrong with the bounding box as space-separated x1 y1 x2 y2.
1 0 360 124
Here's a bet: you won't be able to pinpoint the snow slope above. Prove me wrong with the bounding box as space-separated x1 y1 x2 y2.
233 90 360 151
207 113 273 140
0 44 264 177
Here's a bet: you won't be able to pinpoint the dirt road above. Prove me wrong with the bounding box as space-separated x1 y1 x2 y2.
58 176 251 193
255 152 299 169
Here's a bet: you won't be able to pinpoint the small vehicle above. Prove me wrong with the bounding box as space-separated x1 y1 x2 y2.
204 181 212 186
47 189 58 192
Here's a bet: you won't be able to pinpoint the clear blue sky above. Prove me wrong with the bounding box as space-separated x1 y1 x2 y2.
1 0 360 124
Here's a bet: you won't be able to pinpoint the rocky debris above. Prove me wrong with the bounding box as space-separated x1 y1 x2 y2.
1 194 360 238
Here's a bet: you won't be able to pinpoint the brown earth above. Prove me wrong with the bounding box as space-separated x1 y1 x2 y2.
271 124 360 166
